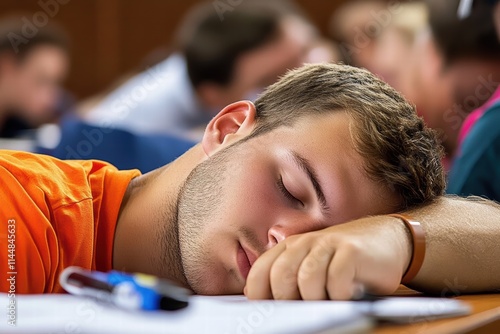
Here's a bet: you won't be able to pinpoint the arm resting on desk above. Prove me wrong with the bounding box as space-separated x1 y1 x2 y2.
245 196 500 300
406 196 500 294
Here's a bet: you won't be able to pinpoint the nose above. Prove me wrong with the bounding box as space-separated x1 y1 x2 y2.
267 215 323 249
267 225 286 248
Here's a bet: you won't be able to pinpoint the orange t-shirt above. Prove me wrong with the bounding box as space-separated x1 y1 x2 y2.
0 150 140 293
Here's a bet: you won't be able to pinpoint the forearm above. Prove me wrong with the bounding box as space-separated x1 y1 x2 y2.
404 196 500 294
245 195 500 301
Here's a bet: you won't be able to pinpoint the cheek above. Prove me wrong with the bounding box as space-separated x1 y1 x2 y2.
193 176 278 294
231 170 278 224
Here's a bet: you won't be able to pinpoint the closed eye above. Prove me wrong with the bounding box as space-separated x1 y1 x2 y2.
277 175 303 206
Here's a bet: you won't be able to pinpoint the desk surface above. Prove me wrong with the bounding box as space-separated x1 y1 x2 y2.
374 287 500 334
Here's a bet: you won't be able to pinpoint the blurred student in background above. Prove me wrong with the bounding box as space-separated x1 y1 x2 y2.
328 0 427 95
409 0 500 169
369 2 428 99
86 1 314 140
328 0 386 73
447 0 500 201
0 18 70 138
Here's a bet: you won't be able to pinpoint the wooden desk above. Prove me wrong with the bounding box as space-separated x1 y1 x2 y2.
374 288 500 334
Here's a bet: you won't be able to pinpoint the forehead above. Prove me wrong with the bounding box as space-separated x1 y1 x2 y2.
269 112 360 177
255 112 399 223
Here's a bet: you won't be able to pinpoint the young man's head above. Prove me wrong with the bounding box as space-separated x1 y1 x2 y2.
123 63 445 295
177 1 313 110
0 18 69 125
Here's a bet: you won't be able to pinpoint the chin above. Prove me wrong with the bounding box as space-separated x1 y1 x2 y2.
189 272 243 296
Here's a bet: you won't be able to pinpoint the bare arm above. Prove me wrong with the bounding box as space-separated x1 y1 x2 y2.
246 196 500 300
406 196 500 295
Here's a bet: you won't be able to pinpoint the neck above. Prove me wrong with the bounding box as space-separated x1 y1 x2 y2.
113 144 206 289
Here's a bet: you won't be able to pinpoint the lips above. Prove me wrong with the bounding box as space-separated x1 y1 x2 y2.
237 243 251 280
242 244 257 268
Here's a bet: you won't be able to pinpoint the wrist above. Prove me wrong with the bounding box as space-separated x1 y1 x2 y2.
387 215 412 280
388 214 426 285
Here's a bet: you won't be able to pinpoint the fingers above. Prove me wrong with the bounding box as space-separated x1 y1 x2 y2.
246 234 371 301
297 239 335 300
269 238 310 300
245 241 286 299
326 242 360 300
245 236 310 300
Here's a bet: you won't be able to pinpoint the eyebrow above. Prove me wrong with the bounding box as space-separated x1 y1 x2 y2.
289 151 330 215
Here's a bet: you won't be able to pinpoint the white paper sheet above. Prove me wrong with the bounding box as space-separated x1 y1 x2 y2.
0 294 469 334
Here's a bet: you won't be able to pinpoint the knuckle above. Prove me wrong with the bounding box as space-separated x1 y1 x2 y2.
283 234 303 248
319 231 338 245
340 239 363 257
270 261 297 286
310 243 332 262
297 270 316 297
298 257 319 280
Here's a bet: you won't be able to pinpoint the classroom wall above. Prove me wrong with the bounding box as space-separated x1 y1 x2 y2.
0 0 347 99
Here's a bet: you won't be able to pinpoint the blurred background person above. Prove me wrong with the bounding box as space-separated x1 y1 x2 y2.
328 0 426 95
328 0 386 73
369 1 428 99
404 0 500 169
84 1 315 140
447 0 500 201
304 37 343 64
0 17 70 138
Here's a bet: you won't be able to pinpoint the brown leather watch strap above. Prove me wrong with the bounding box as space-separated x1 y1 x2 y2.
389 213 426 285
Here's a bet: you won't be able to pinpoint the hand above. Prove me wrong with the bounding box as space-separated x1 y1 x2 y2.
245 216 411 300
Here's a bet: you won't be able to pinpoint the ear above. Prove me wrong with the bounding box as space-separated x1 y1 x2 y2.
202 100 257 156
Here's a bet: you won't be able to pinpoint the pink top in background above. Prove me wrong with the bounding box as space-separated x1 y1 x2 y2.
458 86 500 148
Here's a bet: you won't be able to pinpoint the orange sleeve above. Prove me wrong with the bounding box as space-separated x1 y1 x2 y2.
0 150 140 294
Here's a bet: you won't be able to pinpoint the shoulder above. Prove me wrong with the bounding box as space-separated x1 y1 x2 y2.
0 150 106 198
0 150 135 208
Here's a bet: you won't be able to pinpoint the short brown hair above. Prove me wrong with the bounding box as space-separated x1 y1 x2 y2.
250 63 445 210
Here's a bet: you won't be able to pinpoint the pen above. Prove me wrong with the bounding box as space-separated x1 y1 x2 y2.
59 266 191 311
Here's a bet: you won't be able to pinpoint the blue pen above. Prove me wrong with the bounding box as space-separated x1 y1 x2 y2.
59 266 191 311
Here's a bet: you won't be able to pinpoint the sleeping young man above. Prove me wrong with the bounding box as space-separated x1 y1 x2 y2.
1 64 499 300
